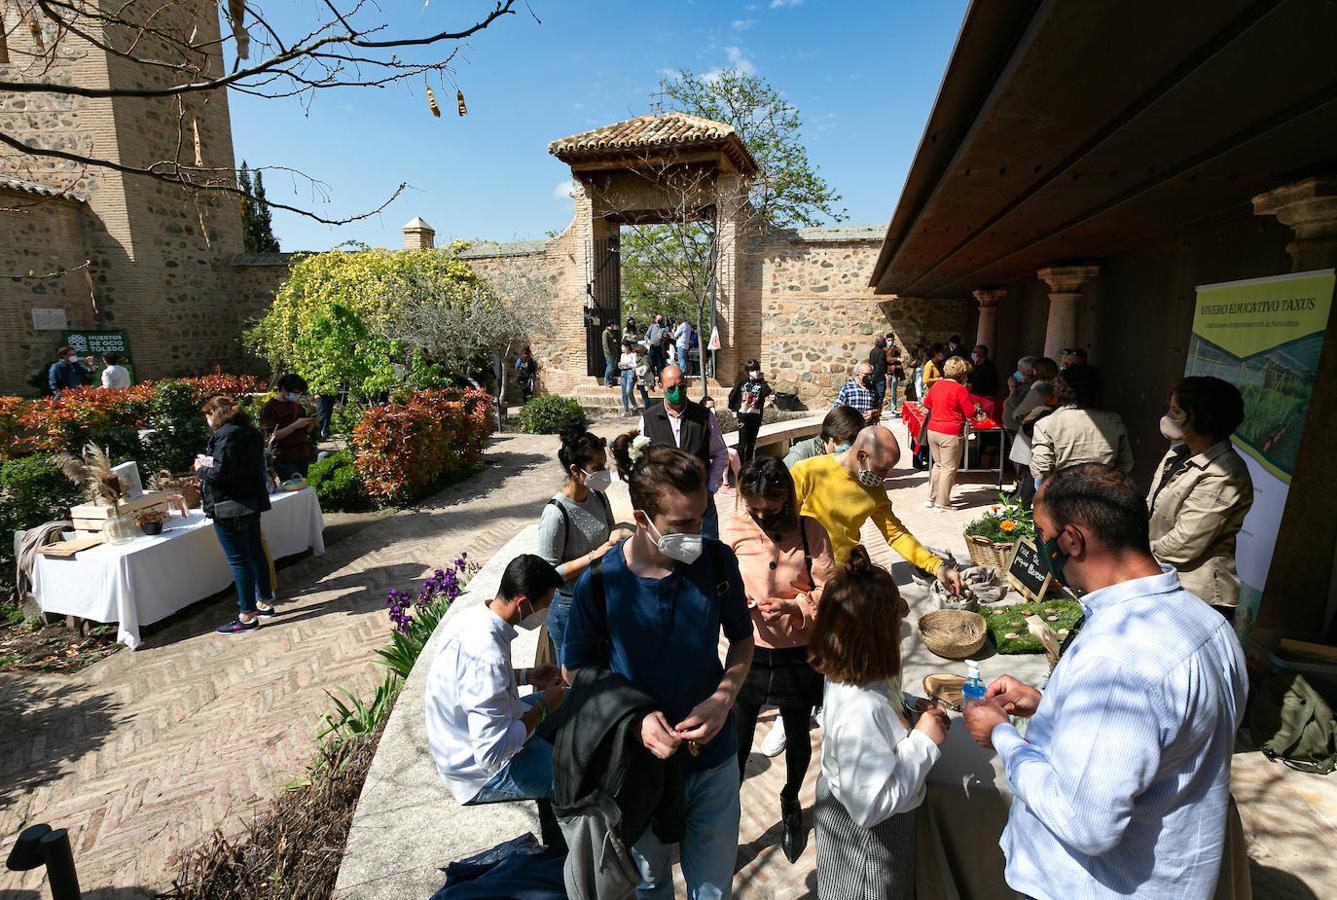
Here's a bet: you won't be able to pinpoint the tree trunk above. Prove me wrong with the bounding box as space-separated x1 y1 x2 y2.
493 350 507 432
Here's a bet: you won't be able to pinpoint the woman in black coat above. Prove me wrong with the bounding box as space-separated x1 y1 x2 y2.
196 396 276 634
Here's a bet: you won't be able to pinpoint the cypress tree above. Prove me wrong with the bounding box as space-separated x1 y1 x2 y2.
252 170 280 253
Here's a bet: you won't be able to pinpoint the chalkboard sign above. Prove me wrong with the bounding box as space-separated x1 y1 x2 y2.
1006 538 1055 602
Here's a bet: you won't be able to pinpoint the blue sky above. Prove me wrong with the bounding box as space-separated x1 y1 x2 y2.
229 0 968 252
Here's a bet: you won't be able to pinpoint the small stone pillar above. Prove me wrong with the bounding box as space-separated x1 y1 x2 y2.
1252 176 1337 273
972 288 1005 351
402 216 435 250
1038 265 1100 360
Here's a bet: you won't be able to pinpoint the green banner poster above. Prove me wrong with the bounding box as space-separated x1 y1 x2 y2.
1188 269 1336 631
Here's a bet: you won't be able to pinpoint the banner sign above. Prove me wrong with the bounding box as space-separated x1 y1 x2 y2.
61 329 131 357
1188 269 1335 631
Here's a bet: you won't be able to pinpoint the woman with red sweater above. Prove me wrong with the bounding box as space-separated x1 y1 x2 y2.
922 356 981 511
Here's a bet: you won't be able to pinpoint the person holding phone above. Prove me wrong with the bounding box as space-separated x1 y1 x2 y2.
259 373 317 481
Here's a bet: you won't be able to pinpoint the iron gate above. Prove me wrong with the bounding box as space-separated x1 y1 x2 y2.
584 233 621 378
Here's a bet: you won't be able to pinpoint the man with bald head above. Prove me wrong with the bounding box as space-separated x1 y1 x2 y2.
639 364 730 539
833 361 882 424
791 425 962 594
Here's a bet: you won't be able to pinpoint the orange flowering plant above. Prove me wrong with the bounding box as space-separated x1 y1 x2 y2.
964 492 1035 544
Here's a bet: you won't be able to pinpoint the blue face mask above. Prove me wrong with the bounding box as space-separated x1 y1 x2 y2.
286 392 302 402
832 442 851 454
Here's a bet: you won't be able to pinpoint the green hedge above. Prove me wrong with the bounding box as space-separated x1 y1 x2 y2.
516 395 585 434
308 450 370 512
0 456 85 596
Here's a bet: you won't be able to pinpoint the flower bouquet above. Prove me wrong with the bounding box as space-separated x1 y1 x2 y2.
135 506 169 536
963 493 1035 570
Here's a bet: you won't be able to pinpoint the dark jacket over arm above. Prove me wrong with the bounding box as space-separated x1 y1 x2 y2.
198 421 272 518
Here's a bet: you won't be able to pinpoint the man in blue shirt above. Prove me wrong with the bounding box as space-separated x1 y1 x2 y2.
564 439 754 899
48 346 93 399
833 361 881 425
964 463 1246 899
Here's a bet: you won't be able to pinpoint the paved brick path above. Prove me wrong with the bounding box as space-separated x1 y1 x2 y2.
0 429 619 898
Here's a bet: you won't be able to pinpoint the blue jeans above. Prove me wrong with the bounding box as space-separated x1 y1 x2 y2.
620 369 635 415
275 460 308 481
887 375 900 414
547 592 574 669
605 354 617 386
467 696 554 804
702 492 719 542
213 513 272 616
631 757 741 899
873 376 887 409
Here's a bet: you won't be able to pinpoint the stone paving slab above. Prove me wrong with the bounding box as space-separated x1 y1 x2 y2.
0 428 623 897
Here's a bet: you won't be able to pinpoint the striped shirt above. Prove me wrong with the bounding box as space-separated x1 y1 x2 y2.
991 566 1246 899
833 379 877 414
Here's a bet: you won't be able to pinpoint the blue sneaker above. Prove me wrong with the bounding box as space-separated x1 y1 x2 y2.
216 617 259 634
255 603 279 618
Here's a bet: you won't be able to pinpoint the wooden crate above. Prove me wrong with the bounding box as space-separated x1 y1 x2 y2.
70 492 171 532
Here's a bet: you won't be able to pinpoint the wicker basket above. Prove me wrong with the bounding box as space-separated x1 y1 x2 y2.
964 534 1016 570
918 609 988 660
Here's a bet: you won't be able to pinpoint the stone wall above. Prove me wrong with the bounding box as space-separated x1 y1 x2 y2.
0 2 247 394
0 190 98 390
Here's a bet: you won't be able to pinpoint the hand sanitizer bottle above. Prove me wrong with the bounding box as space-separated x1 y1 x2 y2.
962 660 986 709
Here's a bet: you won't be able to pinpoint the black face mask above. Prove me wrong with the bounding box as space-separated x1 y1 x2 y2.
860 374 874 388
752 511 783 532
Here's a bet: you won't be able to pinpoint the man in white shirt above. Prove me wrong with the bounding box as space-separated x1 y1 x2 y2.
99 352 131 389
964 463 1247 899
425 554 565 807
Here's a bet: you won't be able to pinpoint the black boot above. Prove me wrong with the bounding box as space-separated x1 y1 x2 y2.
780 794 805 863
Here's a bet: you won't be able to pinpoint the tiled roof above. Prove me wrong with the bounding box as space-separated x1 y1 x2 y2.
549 113 758 174
0 175 87 204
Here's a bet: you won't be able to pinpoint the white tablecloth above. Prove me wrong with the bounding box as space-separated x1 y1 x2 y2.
902 593 1249 900
32 488 325 649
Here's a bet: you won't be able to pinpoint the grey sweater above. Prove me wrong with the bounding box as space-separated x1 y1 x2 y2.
536 490 613 596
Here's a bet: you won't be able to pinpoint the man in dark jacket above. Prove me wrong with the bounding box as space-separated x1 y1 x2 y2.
969 343 1001 398
637 365 729 540
47 346 93 399
868 335 889 409
602 324 620 387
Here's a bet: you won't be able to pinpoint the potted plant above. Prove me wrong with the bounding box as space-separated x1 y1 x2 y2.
135 506 169 536
963 493 1035 569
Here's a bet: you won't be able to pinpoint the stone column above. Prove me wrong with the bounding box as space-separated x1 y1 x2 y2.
972 288 1005 351
1250 176 1337 637
1037 265 1100 360
1252 175 1337 272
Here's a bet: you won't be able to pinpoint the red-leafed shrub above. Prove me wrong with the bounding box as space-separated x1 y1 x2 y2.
177 371 267 406
352 388 493 504
0 396 25 461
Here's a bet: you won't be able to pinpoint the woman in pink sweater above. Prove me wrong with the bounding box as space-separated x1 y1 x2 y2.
729 456 836 863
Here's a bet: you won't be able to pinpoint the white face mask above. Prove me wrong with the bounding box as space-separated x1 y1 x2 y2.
643 515 704 565
67 355 78 363
517 599 547 631
855 454 885 488
747 370 760 380
1160 413 1187 442
582 468 612 492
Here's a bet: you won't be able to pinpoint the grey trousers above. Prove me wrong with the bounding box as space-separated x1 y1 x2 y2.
814 776 915 900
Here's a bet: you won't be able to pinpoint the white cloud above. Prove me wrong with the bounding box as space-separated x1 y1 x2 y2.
731 18 755 30
552 179 579 201
770 0 803 7
703 45 757 82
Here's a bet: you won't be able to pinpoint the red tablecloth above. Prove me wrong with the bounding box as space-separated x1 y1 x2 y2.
902 399 1002 451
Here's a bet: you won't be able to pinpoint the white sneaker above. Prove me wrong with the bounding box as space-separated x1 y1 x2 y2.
761 718 787 757
932 505 946 514
923 499 935 509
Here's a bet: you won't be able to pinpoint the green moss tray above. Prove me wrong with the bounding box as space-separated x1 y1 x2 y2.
979 599 1083 654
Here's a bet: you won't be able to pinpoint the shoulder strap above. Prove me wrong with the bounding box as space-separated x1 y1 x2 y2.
705 540 730 605
545 498 572 552
798 516 815 589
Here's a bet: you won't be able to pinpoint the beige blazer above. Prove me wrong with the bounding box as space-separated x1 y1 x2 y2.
1147 442 1254 608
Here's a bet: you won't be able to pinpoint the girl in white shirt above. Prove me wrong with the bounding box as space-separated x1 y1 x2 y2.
807 545 951 899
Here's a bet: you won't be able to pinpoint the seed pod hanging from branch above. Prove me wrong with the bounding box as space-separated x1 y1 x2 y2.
228 0 249 59
456 89 468 117
27 15 44 53
425 84 441 118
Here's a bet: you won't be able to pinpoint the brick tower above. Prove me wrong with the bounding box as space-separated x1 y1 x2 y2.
0 2 246 392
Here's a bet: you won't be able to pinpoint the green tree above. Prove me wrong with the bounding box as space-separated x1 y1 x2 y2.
616 70 847 381
244 248 480 405
239 160 280 253
659 68 847 230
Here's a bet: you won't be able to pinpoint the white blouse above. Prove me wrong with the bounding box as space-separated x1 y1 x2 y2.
820 678 941 828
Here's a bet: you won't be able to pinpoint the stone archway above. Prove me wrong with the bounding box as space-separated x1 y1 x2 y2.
547 112 759 389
